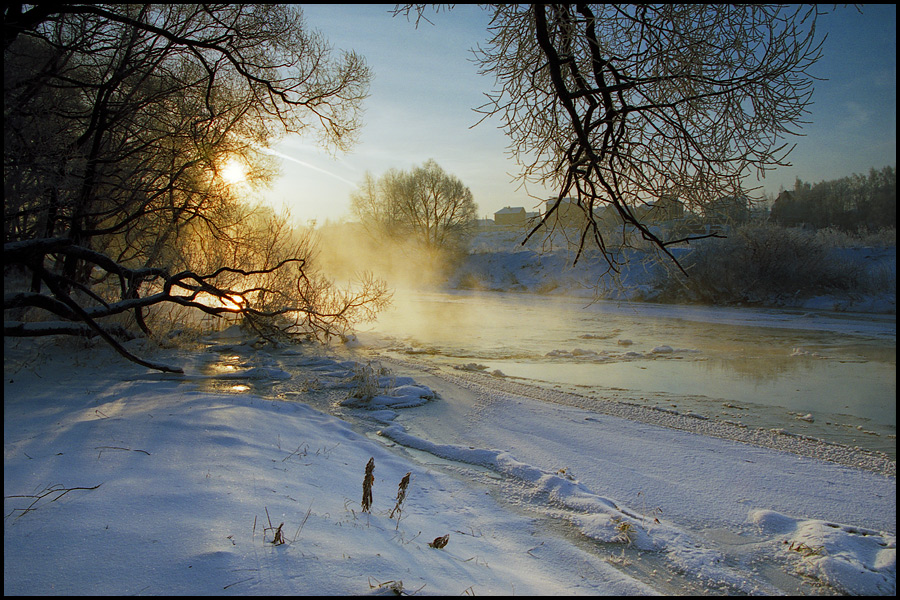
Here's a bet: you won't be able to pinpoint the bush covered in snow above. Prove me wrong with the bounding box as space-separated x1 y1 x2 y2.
655 224 895 306
448 224 895 312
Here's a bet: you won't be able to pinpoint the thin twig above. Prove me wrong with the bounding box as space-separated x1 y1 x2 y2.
5 483 103 520
223 577 254 590
95 446 150 457
292 503 313 543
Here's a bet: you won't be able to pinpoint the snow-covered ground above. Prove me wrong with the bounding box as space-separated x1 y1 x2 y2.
4 335 642 596
4 230 896 595
4 321 895 595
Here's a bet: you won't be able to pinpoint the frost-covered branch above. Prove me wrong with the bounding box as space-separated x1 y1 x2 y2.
4 237 390 372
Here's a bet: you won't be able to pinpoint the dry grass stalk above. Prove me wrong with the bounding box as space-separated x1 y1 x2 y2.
361 457 375 513
613 519 636 546
368 577 404 594
347 362 389 401
6 483 102 520
264 506 286 545
292 502 313 542
271 523 285 545
389 472 411 524
428 533 450 549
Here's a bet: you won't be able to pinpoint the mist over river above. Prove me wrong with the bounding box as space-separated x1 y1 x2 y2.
359 290 896 457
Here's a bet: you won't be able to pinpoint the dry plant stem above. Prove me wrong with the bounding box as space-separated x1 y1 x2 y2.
272 523 285 545
361 457 375 513
368 577 405 594
282 442 308 462
94 445 150 459
390 471 412 528
293 503 313 543
263 506 285 545
223 577 254 590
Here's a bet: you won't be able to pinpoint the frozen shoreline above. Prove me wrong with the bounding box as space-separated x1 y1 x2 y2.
363 286 896 460
376 354 896 478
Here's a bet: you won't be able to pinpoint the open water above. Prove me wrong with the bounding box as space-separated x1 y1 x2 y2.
361 290 896 457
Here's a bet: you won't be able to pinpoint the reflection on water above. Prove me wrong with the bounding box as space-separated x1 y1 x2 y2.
365 290 896 457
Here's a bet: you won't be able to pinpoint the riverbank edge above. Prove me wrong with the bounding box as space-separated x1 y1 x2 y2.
375 353 896 478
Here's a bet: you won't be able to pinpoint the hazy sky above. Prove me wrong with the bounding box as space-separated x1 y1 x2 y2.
260 4 897 225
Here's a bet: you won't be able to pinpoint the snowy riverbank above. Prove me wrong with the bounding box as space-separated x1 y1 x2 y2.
448 229 896 314
4 330 895 595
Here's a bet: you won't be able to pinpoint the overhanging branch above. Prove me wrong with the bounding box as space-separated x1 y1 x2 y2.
4 238 387 372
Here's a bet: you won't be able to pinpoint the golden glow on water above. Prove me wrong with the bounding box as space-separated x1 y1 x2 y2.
367 290 896 455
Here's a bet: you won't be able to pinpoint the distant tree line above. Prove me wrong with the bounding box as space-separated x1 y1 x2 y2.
770 167 896 231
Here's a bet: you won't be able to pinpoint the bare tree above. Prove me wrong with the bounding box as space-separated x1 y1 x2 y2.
4 4 385 372
350 170 404 237
400 4 826 272
351 159 478 251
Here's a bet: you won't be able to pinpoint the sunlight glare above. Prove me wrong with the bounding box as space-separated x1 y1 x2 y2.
221 159 247 184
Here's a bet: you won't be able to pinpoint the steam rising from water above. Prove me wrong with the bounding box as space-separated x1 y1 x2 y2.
313 221 463 292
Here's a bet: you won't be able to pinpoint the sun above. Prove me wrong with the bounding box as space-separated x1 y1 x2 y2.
220 158 247 184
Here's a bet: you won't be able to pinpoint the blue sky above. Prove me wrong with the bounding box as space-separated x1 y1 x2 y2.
261 4 896 225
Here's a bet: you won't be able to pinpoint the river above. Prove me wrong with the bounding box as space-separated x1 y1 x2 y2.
357 290 896 458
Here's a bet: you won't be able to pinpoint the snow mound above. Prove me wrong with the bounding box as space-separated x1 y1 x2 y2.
341 383 436 410
749 509 896 595
378 423 784 594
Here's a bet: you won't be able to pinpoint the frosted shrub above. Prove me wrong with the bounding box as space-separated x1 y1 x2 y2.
661 224 860 304
346 362 391 401
814 226 896 249
868 227 896 247
864 260 896 295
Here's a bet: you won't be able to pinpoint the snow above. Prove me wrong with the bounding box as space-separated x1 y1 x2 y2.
4 233 896 595
5 338 651 596
5 327 895 595
453 229 897 314
749 510 896 596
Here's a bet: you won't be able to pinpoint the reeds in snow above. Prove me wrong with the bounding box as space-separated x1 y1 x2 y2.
361 457 375 513
389 472 411 527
